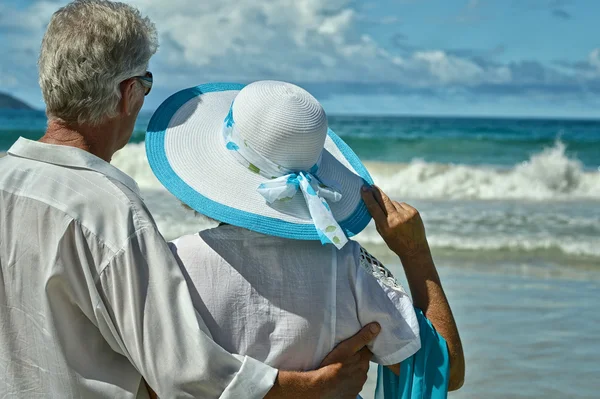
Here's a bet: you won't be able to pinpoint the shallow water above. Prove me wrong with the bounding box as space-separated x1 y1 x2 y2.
360 259 600 399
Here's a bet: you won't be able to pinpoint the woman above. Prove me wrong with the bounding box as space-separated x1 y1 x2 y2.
145 81 464 395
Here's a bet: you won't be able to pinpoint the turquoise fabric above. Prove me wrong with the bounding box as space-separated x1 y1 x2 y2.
374 308 450 399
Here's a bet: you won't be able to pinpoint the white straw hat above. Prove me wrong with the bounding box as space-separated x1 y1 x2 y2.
145 81 373 248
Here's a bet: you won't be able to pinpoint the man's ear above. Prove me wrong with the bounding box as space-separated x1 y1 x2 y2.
119 79 137 116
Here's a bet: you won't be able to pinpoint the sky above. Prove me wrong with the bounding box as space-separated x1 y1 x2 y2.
1 0 599 118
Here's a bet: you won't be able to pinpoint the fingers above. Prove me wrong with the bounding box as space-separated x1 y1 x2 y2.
371 185 397 215
369 185 387 215
393 201 404 213
356 346 374 363
319 322 381 367
396 202 419 218
400 202 418 214
361 187 386 225
344 323 380 354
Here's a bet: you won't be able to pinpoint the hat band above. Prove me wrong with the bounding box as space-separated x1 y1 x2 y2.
222 103 349 249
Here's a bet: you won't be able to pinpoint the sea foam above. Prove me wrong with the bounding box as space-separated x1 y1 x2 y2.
113 140 600 201
366 140 600 200
111 142 600 261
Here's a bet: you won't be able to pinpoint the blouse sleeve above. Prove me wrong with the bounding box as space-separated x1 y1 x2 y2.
354 245 421 365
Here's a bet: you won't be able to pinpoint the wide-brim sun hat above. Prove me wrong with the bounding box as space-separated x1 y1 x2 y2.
145 80 374 248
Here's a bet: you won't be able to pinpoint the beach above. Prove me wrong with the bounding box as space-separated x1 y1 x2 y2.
2 110 600 398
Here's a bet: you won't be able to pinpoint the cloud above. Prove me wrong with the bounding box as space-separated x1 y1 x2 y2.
123 0 520 90
126 0 390 83
588 48 600 70
0 0 599 114
0 0 62 98
0 1 59 49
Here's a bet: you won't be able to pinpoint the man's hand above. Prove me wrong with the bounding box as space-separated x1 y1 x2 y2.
317 322 380 399
360 185 429 258
266 322 380 399
316 322 380 398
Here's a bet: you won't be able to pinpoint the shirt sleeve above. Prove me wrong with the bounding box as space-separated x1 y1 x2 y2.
93 226 278 398
354 245 421 365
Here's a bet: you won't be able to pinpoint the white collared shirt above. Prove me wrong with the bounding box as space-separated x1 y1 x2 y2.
170 226 420 372
0 138 277 398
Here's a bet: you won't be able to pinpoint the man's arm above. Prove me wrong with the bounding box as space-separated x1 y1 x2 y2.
361 186 465 391
97 227 278 398
147 323 381 399
266 323 380 399
101 226 379 398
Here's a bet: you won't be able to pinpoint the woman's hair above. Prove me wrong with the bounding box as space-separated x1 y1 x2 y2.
38 0 158 125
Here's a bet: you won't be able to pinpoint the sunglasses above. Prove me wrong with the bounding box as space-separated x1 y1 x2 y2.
132 71 153 96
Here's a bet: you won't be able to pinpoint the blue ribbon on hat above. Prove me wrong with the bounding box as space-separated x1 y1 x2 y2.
223 103 348 249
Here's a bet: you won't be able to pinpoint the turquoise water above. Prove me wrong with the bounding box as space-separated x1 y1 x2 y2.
2 110 600 398
3 110 600 168
332 115 600 168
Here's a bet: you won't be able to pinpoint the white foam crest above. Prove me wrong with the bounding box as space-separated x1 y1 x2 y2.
109 143 599 259
355 224 600 259
368 141 600 200
112 141 600 201
112 143 162 188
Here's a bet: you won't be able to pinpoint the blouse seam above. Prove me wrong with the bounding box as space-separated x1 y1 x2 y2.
330 244 338 358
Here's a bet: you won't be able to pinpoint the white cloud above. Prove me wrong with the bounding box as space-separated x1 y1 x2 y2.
126 0 387 82
413 51 483 84
123 0 518 88
383 50 512 87
588 48 600 70
0 1 59 50
0 0 599 108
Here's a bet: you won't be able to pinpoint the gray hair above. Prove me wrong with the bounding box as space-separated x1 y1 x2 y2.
38 0 158 125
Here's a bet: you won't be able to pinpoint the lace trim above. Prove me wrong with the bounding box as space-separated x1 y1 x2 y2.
358 246 407 294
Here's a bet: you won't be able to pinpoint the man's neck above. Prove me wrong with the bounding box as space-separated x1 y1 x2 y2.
40 119 119 162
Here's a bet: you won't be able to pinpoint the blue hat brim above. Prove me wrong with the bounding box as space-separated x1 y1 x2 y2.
146 82 374 241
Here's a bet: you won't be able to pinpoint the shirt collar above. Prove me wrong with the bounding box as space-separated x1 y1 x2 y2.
7 137 141 196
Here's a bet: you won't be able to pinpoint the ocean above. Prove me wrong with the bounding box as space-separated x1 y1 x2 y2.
1 109 599 398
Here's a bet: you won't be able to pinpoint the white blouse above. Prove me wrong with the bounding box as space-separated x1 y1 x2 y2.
170 225 421 371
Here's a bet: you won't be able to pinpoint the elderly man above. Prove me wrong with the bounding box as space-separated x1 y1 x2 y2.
0 1 380 397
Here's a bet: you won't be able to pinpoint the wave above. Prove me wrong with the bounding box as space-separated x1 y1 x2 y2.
367 141 600 200
355 224 600 260
113 141 600 201
112 142 162 188
111 143 600 262
140 187 600 261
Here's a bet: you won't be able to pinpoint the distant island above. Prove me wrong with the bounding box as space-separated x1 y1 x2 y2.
0 92 34 110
